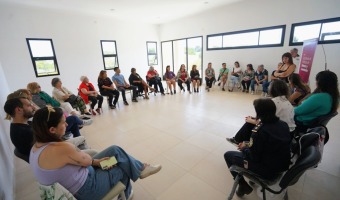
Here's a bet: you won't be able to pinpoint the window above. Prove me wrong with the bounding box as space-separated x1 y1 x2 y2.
100 40 119 70
290 17 340 46
207 25 286 50
26 38 59 77
161 36 203 76
146 41 158 66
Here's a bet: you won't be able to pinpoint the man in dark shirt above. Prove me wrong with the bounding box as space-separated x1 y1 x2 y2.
4 93 95 161
250 64 269 96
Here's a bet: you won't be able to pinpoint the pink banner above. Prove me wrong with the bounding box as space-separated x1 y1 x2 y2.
298 38 318 83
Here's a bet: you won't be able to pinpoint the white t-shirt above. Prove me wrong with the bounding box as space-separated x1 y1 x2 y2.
272 96 296 131
293 56 300 67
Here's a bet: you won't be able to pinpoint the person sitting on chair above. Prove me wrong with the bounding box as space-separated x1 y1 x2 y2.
224 98 291 197
288 73 310 106
52 78 91 115
250 64 269 96
28 82 82 117
205 62 215 92
228 61 242 92
112 67 138 105
4 92 94 161
241 64 254 93
97 70 120 109
147 66 165 95
294 70 339 132
164 65 177 95
227 80 296 145
190 65 201 93
217 63 229 91
129 68 154 99
273 52 296 83
177 64 191 93
79 76 103 115
29 106 162 200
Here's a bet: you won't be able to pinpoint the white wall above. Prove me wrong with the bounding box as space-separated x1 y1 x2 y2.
0 61 14 200
0 2 160 94
159 0 340 90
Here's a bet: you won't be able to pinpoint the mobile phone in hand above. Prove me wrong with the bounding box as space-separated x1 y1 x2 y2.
100 156 118 170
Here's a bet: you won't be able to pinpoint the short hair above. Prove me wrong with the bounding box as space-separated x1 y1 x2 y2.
32 107 64 143
149 66 154 71
113 67 119 72
258 64 264 69
131 68 136 73
80 76 87 82
269 79 289 98
253 98 278 123
222 63 226 66
27 82 40 94
4 98 24 118
51 77 61 87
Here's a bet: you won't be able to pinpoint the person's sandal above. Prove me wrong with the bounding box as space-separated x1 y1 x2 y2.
95 108 101 114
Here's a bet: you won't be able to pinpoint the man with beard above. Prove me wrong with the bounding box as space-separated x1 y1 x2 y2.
4 91 96 161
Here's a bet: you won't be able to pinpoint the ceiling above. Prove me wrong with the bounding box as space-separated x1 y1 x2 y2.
0 0 244 24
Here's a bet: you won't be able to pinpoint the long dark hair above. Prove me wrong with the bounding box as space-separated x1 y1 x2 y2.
98 70 107 80
289 73 309 92
247 64 253 71
32 107 64 143
269 79 289 99
314 70 339 112
282 52 293 65
254 98 279 123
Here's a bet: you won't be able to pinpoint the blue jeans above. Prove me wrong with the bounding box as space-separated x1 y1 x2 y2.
250 80 269 93
65 115 82 137
74 145 143 200
230 76 240 88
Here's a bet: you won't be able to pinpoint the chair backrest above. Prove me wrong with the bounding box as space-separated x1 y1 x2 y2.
309 111 338 127
296 126 326 155
14 148 29 163
279 145 321 189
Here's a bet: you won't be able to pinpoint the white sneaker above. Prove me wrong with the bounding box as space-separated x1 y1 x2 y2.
140 164 162 179
251 91 254 95
82 119 93 126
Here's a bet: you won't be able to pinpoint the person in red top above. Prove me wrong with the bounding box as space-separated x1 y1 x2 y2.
79 76 103 115
146 66 165 95
177 64 191 93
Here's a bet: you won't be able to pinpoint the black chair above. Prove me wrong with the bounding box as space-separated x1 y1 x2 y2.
227 137 322 200
14 148 29 163
309 111 338 127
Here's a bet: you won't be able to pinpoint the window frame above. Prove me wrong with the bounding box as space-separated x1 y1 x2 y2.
206 25 286 50
161 36 203 76
100 40 119 70
26 38 60 77
146 41 158 66
289 17 340 46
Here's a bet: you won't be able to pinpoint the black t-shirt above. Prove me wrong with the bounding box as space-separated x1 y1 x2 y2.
10 123 34 157
129 73 142 85
98 78 113 93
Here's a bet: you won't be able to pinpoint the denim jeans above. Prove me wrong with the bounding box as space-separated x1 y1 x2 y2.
65 115 82 137
74 145 143 200
230 76 240 88
250 80 269 93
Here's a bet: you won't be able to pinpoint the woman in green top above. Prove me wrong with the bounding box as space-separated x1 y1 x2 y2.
294 70 339 131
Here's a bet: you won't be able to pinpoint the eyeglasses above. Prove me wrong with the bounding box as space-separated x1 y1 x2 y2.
46 106 55 122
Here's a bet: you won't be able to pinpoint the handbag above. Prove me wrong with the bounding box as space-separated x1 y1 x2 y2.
65 94 77 104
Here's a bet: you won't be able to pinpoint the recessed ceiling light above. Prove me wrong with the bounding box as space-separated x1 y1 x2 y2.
110 9 115 11
204 1 209 4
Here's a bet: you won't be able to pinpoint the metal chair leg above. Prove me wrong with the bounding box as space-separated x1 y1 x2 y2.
227 175 241 200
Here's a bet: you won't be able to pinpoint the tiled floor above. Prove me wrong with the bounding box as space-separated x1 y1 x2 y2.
14 86 340 200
